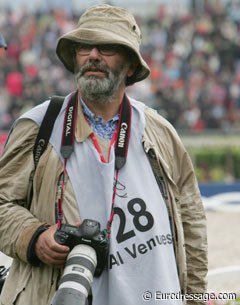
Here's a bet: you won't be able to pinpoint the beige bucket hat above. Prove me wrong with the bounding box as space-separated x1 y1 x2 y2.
56 4 150 85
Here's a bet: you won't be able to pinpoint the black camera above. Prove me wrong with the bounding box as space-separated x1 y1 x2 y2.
54 219 109 276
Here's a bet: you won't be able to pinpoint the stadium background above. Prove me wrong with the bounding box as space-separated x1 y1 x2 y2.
0 1 240 303
1 0 240 185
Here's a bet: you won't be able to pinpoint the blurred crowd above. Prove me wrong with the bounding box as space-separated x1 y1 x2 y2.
1 1 240 132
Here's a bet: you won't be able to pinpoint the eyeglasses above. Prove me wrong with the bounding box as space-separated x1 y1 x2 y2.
74 43 123 56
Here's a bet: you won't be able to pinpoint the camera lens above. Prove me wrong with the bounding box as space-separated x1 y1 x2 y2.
50 244 97 305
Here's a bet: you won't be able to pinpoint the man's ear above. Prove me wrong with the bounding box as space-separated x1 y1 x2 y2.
127 60 138 78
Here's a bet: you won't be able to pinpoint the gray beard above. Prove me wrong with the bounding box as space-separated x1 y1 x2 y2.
75 61 129 104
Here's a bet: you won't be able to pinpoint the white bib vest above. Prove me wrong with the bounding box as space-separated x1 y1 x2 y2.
21 95 182 305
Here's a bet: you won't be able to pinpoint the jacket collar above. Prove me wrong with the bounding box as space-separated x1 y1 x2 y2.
75 98 92 142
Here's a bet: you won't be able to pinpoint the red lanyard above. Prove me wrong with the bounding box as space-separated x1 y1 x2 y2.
106 169 120 238
90 131 117 163
90 131 119 238
57 92 132 237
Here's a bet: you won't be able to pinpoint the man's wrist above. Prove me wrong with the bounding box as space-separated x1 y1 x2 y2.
27 224 50 266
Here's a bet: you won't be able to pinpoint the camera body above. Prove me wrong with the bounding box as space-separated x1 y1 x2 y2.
55 219 109 276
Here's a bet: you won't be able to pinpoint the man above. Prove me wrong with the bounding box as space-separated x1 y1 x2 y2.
0 4 207 305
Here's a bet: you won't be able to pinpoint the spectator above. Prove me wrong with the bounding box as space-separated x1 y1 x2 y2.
0 1 240 131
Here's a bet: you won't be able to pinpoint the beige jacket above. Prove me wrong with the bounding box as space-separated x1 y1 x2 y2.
0 96 208 305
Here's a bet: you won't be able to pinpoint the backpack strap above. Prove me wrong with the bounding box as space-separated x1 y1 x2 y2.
33 95 64 168
26 95 65 209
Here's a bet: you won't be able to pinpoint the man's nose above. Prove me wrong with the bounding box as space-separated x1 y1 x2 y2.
88 47 101 59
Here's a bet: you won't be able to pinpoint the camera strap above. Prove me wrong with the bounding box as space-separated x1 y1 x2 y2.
114 94 132 170
58 92 132 231
57 91 78 228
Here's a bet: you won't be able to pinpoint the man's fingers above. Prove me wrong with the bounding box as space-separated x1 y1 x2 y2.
35 224 70 266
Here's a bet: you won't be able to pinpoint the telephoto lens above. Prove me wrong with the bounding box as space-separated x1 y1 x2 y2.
50 244 97 305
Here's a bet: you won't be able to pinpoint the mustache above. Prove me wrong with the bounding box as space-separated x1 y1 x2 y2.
77 61 110 77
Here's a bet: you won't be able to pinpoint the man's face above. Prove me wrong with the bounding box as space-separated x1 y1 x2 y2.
74 44 134 104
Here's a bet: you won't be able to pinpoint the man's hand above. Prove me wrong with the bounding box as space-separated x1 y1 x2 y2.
35 224 70 268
